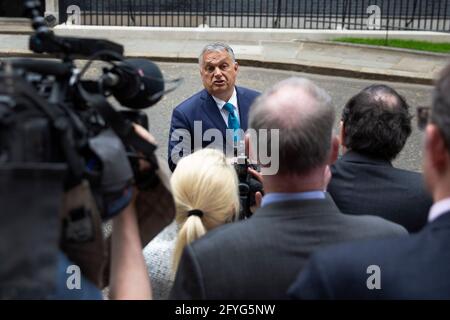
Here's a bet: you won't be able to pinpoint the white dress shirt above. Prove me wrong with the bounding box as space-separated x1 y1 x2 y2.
212 88 240 126
428 197 450 222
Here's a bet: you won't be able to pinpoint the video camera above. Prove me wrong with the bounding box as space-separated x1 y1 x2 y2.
0 0 178 297
232 142 264 220
1 0 181 215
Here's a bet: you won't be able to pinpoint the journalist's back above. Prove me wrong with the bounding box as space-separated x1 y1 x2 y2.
328 85 432 233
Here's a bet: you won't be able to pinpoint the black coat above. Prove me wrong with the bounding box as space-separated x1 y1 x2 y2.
328 151 432 233
289 212 450 300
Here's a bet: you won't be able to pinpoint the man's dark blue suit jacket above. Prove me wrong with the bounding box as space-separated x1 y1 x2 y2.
288 211 450 299
168 86 260 171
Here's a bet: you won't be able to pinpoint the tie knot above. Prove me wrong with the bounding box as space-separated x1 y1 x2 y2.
223 102 234 113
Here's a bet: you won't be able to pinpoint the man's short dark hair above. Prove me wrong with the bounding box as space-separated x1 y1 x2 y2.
342 84 412 161
431 64 450 151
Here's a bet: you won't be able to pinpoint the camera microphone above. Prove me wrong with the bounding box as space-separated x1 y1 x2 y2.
104 58 165 110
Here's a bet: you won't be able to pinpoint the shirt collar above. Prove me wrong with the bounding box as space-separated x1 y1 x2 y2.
212 88 238 111
428 197 450 222
261 191 326 207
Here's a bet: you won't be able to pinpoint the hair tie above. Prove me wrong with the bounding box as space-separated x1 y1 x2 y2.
187 209 204 218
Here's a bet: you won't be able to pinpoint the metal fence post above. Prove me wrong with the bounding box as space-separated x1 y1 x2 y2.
45 0 59 24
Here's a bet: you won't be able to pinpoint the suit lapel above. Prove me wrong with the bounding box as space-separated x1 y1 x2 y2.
200 90 227 135
236 86 249 131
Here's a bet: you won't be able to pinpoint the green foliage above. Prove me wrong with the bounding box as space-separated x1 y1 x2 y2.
333 38 450 54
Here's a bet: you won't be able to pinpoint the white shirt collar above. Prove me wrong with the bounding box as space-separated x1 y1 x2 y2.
212 88 238 111
428 197 450 222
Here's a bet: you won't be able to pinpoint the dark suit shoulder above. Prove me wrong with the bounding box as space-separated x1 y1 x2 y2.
337 213 408 237
173 89 207 114
332 156 424 185
383 165 427 186
317 231 417 263
290 221 450 299
189 218 256 253
289 233 416 299
236 86 260 98
329 155 432 233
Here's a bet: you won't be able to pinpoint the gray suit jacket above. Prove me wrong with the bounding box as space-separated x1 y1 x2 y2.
170 196 407 300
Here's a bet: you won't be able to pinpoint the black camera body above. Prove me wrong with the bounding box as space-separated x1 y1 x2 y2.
0 1 175 297
232 155 264 219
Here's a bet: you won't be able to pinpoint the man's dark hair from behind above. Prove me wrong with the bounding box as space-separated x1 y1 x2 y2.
342 84 412 161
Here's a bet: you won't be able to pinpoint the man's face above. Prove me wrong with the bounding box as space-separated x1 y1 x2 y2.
200 49 239 101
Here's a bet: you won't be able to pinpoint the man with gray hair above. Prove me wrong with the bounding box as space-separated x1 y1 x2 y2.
168 42 260 171
170 77 406 300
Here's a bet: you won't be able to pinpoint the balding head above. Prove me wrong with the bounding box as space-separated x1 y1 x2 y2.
249 77 335 175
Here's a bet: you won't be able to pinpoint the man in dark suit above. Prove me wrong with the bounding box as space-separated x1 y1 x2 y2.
170 77 406 300
288 64 450 300
168 42 260 171
328 85 432 232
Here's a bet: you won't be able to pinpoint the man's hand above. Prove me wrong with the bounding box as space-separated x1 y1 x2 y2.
133 123 157 145
248 167 263 213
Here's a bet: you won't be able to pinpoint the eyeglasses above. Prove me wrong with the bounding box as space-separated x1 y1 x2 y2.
416 106 431 130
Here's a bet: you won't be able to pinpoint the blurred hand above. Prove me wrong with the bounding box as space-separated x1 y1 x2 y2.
132 123 157 172
248 167 264 213
248 167 263 184
133 123 157 145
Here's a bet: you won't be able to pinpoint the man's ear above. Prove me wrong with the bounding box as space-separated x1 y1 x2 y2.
234 62 239 73
426 124 449 172
328 136 339 165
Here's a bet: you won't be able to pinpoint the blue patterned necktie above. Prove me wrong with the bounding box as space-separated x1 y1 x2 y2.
223 102 240 142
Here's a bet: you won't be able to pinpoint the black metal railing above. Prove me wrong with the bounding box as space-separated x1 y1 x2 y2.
59 0 450 32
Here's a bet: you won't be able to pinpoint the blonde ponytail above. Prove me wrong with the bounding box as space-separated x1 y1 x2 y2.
170 149 239 273
172 214 206 271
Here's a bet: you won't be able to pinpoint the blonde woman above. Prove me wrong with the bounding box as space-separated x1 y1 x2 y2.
143 148 239 299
